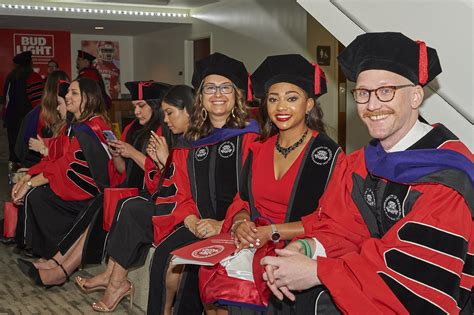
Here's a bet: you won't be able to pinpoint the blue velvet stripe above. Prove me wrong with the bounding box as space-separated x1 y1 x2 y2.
364 140 474 186
191 119 260 148
23 106 41 142
72 123 101 145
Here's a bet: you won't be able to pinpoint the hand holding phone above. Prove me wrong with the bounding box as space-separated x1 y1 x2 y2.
103 130 117 142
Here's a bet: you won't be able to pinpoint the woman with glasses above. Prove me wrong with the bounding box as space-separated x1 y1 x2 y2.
199 54 345 315
145 52 259 315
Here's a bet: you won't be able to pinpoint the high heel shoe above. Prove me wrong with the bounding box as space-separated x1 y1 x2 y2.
92 280 134 312
75 275 107 293
18 258 69 289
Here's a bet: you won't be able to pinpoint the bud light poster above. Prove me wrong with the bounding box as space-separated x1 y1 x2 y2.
81 40 121 99
0 29 71 94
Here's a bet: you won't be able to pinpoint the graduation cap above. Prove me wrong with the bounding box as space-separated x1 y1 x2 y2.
13 51 32 65
77 50 96 62
251 54 327 99
57 80 70 99
192 52 252 101
125 81 171 102
338 32 441 86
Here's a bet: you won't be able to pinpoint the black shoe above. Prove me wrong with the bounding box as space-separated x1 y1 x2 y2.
17 258 35 278
0 236 16 245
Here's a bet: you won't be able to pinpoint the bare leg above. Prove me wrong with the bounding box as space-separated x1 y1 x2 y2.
34 228 89 270
163 264 184 315
37 229 88 285
93 261 131 309
216 308 229 315
205 304 227 315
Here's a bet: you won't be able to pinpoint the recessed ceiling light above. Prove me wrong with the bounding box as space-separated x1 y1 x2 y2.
95 26 104 30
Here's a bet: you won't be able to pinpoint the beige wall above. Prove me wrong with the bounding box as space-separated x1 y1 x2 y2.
133 0 308 84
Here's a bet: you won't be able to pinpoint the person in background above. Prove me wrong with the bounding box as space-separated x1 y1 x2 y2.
261 32 474 314
76 50 112 109
2 51 44 172
15 70 70 168
47 59 59 75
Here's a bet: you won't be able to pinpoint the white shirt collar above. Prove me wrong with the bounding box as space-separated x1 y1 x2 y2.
387 120 433 152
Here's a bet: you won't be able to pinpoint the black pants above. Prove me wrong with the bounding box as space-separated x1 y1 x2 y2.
6 120 21 162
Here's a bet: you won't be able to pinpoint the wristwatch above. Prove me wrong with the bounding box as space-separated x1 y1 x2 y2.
270 224 281 243
27 180 33 188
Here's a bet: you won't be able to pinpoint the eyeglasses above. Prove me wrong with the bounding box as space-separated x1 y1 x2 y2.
351 84 415 104
202 83 234 95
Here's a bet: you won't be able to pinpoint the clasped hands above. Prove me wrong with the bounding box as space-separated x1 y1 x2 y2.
184 215 223 239
260 241 322 302
11 174 32 205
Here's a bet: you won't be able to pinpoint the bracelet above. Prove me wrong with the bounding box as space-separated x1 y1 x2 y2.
230 219 247 234
296 240 308 256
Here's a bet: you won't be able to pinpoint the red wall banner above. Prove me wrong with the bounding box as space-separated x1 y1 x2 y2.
0 29 71 95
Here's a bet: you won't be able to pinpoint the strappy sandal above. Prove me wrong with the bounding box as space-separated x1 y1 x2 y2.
75 275 107 293
92 280 134 312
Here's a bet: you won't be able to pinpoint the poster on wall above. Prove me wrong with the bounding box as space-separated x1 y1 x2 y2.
81 40 121 99
0 29 71 95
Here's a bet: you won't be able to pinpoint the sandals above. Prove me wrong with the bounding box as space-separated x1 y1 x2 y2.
92 280 134 312
75 275 107 293
17 257 70 289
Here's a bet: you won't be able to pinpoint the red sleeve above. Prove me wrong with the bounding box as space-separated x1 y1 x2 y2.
27 134 70 176
318 184 472 314
144 127 163 194
302 150 370 257
78 68 101 82
152 148 199 245
26 72 44 108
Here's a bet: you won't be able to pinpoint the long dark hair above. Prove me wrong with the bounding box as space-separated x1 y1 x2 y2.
259 93 326 141
161 85 194 147
75 78 110 124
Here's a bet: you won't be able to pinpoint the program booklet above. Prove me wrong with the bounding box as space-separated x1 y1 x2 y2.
171 233 236 266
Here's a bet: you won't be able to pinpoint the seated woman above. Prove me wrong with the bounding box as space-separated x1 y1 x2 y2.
15 81 170 288
74 85 194 312
12 76 70 248
146 52 259 315
12 78 112 287
15 70 70 167
199 54 345 314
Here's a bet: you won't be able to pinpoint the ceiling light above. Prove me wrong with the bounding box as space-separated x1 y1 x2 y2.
95 26 104 30
0 3 190 20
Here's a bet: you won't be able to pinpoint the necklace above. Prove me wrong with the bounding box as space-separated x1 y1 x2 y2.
275 129 309 158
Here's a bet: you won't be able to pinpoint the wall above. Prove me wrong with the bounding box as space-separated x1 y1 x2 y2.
71 33 134 96
306 15 339 142
133 0 308 84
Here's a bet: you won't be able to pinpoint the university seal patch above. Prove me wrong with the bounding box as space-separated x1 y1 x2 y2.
195 146 209 161
383 194 402 221
218 141 235 158
311 146 332 165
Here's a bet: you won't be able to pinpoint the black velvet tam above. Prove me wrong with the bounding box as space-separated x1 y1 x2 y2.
77 50 96 62
57 80 70 99
125 81 171 101
191 52 249 91
250 54 327 99
338 32 441 86
13 51 32 65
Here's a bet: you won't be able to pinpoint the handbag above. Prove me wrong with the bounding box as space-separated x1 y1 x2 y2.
3 202 18 238
103 188 139 231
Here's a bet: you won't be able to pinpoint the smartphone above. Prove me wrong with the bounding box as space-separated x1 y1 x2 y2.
103 130 117 141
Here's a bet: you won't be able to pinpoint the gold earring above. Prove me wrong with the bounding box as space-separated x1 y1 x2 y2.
201 107 208 120
231 107 236 119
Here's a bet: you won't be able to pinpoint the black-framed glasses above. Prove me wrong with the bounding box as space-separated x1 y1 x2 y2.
351 84 415 104
202 83 234 95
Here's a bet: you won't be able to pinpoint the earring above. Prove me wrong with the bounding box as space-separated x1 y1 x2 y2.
231 107 236 119
305 112 310 125
201 107 208 121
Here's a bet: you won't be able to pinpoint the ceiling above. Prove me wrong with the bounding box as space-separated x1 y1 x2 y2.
0 0 221 35
0 14 182 35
